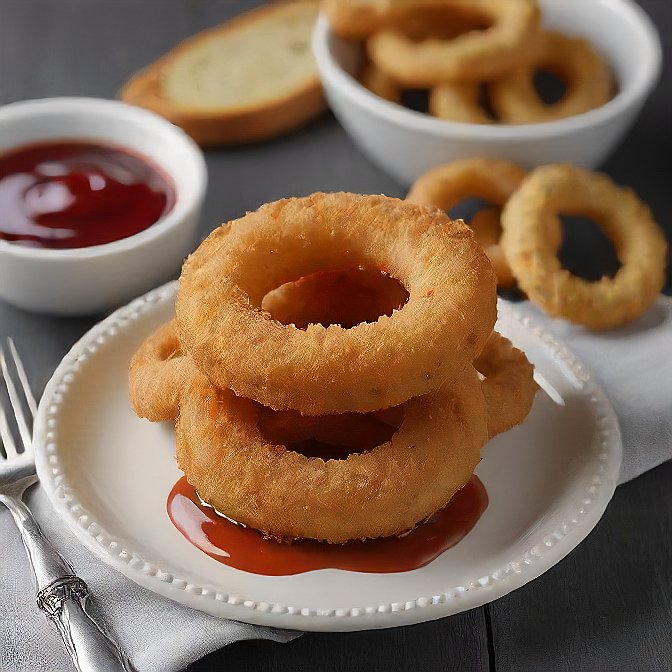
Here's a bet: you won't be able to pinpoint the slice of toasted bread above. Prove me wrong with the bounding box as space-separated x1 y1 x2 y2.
120 2 325 145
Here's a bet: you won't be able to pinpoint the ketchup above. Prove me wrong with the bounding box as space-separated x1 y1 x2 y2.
0 140 175 249
167 475 488 575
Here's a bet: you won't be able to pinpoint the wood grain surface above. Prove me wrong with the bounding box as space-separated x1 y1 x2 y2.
0 2 670 671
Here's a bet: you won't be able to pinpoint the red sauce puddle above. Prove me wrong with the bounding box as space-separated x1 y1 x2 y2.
167 475 488 575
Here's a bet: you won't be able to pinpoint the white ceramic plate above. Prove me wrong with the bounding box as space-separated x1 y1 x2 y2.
34 282 621 631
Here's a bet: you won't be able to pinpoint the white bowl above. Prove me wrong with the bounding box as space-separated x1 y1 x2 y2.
0 97 207 315
313 0 662 186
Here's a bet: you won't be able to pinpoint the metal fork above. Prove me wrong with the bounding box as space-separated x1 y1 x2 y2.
0 338 133 672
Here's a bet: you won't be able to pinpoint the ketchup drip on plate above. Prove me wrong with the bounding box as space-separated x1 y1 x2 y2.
0 140 175 249
167 475 488 575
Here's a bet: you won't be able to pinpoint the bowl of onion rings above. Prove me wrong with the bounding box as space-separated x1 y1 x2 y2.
313 0 662 186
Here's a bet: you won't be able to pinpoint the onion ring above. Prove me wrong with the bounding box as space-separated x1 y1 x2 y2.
176 192 497 415
501 164 668 330
175 368 489 543
469 209 516 289
359 62 400 104
367 0 540 87
321 0 392 41
489 31 613 124
128 320 203 422
322 1 494 42
406 158 535 288
429 82 492 124
475 331 536 437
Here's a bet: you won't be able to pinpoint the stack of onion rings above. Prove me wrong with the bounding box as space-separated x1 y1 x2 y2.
130 192 538 543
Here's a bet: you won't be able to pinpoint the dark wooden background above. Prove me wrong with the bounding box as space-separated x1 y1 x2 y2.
1 2 671 670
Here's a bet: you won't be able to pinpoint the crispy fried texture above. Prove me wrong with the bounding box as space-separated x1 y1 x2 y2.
176 192 497 415
128 321 204 421
489 31 613 124
262 266 535 434
262 268 409 328
366 0 540 86
406 158 532 288
476 331 537 437
469 209 516 289
501 164 668 330
176 369 489 543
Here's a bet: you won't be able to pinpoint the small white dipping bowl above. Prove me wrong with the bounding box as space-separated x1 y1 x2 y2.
313 0 662 186
0 97 207 315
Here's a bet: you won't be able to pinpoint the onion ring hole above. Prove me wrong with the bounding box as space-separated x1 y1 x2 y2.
261 267 410 329
558 215 621 283
256 404 404 461
533 69 567 106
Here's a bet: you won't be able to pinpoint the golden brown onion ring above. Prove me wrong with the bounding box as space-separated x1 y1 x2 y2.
175 368 489 543
128 321 204 422
469 209 516 289
176 192 497 415
501 164 668 330
367 0 540 87
476 331 536 437
429 83 492 125
489 31 613 124
406 158 536 288
322 0 494 42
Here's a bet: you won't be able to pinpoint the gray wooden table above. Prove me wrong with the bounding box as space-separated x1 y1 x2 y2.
1 2 671 670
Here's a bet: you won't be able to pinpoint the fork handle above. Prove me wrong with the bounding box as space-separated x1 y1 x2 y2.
2 495 134 671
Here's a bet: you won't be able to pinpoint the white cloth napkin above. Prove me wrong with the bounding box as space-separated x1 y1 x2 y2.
513 295 672 484
2 297 671 671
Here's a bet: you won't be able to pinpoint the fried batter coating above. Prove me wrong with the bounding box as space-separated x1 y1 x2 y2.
176 192 497 415
501 164 667 330
176 369 489 543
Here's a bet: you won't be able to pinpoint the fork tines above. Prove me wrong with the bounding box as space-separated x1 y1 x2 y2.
0 338 36 457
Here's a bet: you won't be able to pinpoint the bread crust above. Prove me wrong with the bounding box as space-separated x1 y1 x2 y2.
119 1 326 145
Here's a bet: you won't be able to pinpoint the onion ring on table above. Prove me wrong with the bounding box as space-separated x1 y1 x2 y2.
176 192 497 415
501 164 668 330
367 0 540 87
406 158 543 288
475 330 536 438
489 31 613 124
128 320 204 422
429 82 492 125
175 368 489 543
469 209 515 289
262 267 409 329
